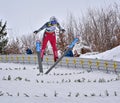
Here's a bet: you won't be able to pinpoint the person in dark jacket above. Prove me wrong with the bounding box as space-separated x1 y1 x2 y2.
65 50 74 57
26 47 32 54
64 46 74 57
73 50 80 57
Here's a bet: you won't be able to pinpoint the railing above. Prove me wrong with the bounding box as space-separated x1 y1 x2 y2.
0 54 120 73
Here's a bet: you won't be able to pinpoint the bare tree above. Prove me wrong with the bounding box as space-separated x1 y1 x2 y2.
65 13 75 43
79 4 120 52
21 34 36 54
5 38 21 54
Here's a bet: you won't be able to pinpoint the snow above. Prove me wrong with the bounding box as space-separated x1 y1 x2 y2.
80 45 120 61
0 45 120 103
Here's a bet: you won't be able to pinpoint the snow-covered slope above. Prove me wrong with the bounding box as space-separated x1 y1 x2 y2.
0 63 120 103
0 45 120 103
80 45 120 61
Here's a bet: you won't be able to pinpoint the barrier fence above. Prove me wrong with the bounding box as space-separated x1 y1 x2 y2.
0 54 120 73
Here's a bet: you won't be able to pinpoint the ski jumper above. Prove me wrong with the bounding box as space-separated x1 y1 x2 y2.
34 17 63 62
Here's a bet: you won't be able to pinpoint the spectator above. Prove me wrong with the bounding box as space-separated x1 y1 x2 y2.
73 50 80 57
64 46 74 57
26 47 32 54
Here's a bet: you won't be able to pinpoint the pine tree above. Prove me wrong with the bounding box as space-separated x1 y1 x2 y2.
0 20 8 54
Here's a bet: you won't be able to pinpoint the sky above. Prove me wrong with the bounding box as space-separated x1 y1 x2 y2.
0 0 120 38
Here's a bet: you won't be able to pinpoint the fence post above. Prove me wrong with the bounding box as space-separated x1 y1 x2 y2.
88 60 92 71
28 56 30 64
46 57 49 65
66 58 69 67
5 55 8 62
73 59 77 68
0 56 2 62
80 59 84 68
96 61 100 70
113 61 117 73
104 61 108 73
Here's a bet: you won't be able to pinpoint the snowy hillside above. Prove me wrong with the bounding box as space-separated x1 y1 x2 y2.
0 45 120 103
80 45 120 61
0 63 120 103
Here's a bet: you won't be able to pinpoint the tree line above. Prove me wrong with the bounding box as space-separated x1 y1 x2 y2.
0 3 120 54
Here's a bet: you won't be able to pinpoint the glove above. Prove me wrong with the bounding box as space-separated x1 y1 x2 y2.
33 30 38 34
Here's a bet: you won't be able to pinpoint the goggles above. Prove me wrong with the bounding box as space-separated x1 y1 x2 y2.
51 20 57 25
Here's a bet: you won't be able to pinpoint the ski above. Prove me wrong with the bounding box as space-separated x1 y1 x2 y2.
36 40 43 75
45 38 79 74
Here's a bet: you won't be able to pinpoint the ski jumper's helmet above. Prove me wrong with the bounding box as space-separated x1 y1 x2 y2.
49 16 57 25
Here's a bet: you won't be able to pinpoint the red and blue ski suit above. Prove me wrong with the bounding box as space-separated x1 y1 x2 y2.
34 19 63 62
